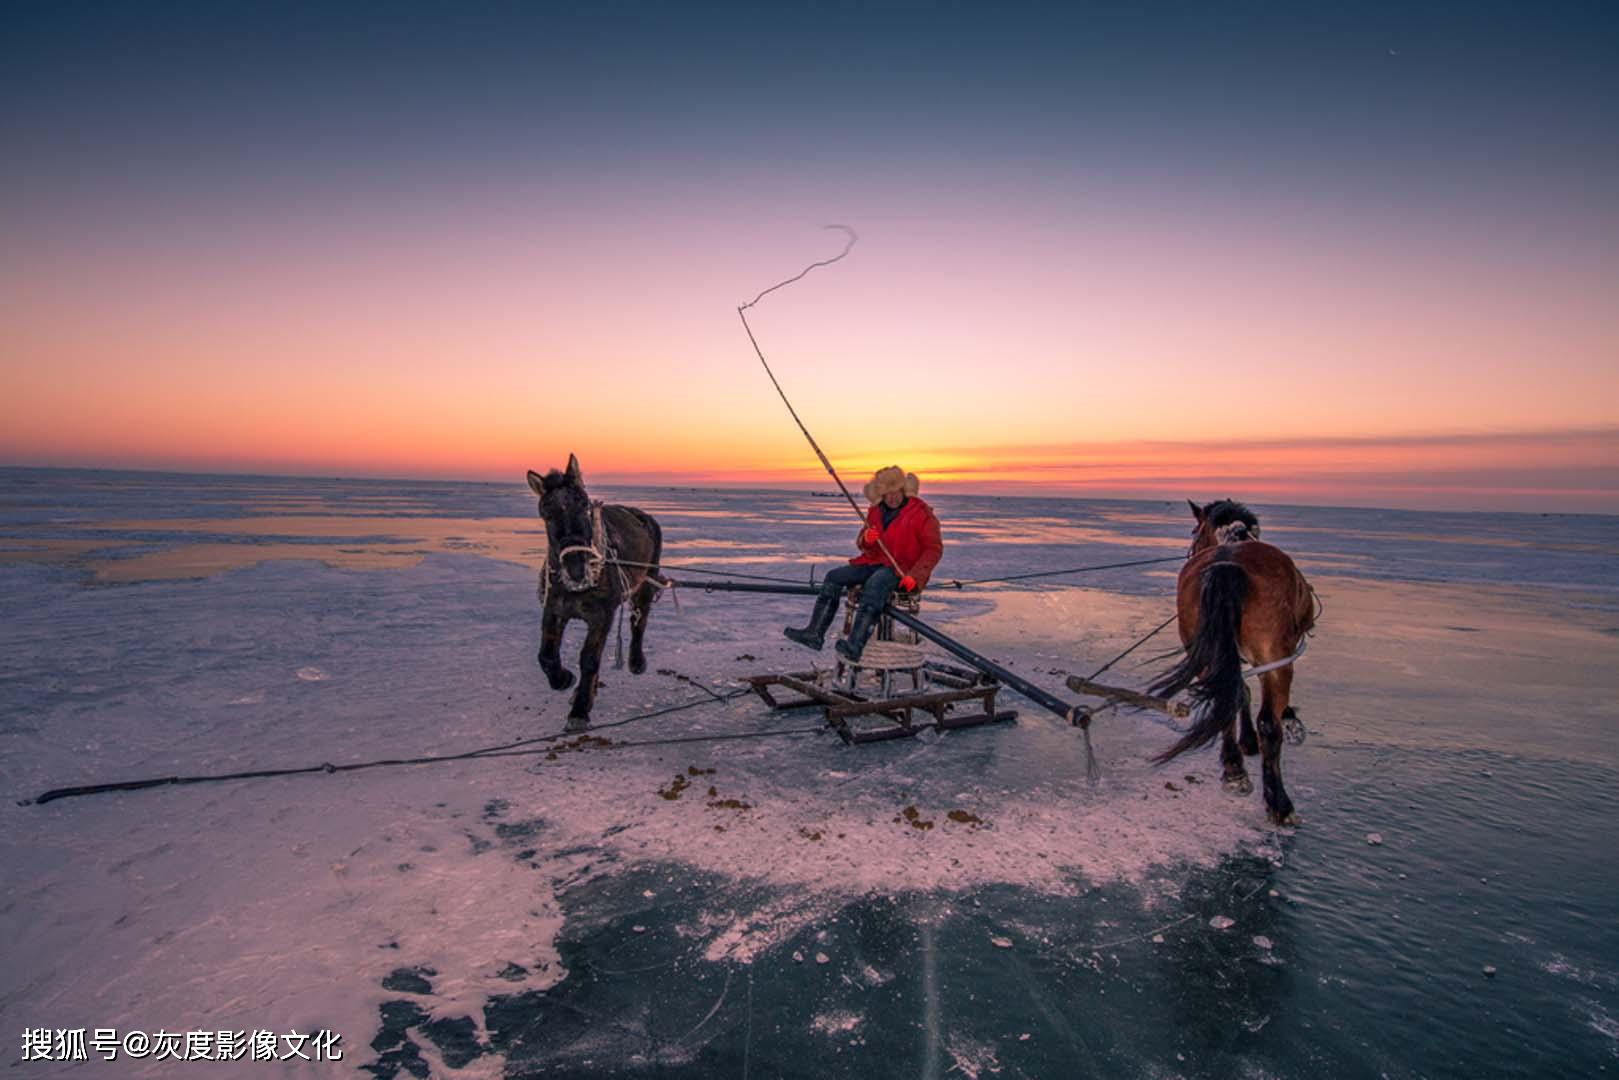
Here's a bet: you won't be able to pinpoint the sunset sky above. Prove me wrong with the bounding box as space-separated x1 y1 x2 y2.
2 3 1615 511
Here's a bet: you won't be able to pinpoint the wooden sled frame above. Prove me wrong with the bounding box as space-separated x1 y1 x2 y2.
744 664 1017 745
1063 676 1192 719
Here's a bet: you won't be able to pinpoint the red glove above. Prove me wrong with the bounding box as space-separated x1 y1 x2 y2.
862 527 881 546
899 575 917 592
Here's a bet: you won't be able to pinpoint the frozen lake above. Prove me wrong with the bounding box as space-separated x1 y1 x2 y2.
3 468 1617 1077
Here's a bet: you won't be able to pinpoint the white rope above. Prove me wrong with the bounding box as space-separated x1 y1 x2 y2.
1082 635 1307 738
606 514 632 670
550 500 609 593
1243 637 1307 679
542 500 672 668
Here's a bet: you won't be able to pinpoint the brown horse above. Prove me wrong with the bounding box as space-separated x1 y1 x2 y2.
527 454 665 729
1149 500 1316 825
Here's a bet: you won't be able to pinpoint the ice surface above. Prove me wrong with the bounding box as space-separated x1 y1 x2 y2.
4 470 1618 1077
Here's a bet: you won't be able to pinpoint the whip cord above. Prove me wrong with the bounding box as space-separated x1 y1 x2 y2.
736 225 905 578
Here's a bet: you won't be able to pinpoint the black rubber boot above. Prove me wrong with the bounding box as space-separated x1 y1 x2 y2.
835 607 878 662
784 592 838 650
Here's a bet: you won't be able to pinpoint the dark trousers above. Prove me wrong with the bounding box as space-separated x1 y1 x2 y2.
820 562 900 617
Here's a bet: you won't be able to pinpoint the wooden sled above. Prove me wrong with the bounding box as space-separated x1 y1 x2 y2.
747 589 1015 744
744 667 1016 744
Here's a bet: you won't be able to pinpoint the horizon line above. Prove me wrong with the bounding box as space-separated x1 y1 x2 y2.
3 461 1615 520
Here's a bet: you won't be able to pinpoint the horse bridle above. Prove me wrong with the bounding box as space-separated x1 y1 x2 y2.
549 500 610 594
1186 519 1260 558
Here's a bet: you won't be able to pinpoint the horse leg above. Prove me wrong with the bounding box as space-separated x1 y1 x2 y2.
567 615 611 728
1238 684 1259 756
1257 666 1298 826
628 581 656 675
1220 721 1253 794
538 605 575 692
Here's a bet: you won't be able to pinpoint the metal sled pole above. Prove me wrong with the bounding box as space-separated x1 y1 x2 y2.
677 579 1092 729
676 580 821 596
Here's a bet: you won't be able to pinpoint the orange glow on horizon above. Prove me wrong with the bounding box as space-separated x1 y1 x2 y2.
3 190 1615 512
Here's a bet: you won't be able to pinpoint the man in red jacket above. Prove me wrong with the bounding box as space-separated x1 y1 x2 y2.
784 466 944 661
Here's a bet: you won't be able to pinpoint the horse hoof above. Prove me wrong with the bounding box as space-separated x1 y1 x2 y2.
1269 809 1299 827
1224 776 1254 796
629 656 647 675
1282 712 1307 745
548 670 576 692
564 716 589 733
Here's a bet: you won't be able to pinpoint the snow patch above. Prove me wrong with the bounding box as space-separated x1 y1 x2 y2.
944 1034 1002 1078
701 892 834 964
811 1010 863 1036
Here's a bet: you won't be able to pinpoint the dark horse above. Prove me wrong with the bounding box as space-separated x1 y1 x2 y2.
1149 500 1316 825
527 454 664 729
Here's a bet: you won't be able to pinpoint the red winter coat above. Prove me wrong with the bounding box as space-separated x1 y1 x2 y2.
850 496 944 589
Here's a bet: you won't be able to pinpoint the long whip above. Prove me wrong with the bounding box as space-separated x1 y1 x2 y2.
736 226 905 577
736 228 1098 779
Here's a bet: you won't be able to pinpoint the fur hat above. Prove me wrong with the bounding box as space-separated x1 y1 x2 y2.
863 466 920 503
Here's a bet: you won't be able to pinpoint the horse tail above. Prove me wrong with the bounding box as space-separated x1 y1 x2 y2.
1148 555 1247 764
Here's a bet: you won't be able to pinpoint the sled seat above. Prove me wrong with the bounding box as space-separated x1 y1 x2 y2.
836 587 926 697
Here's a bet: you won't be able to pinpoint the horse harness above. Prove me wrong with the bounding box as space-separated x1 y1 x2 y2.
541 500 631 604
1180 524 1312 744
1185 520 1260 558
1172 525 1315 682
540 501 664 670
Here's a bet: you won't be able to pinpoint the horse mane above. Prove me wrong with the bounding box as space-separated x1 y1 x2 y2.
1203 499 1259 532
540 469 575 494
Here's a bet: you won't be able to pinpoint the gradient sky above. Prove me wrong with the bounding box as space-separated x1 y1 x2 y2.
3 2 1616 511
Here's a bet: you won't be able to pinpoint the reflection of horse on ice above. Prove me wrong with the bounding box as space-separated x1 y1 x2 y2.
1148 500 1317 825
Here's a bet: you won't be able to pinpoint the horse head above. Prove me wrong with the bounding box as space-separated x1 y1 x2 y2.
1187 498 1261 554
528 454 604 591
